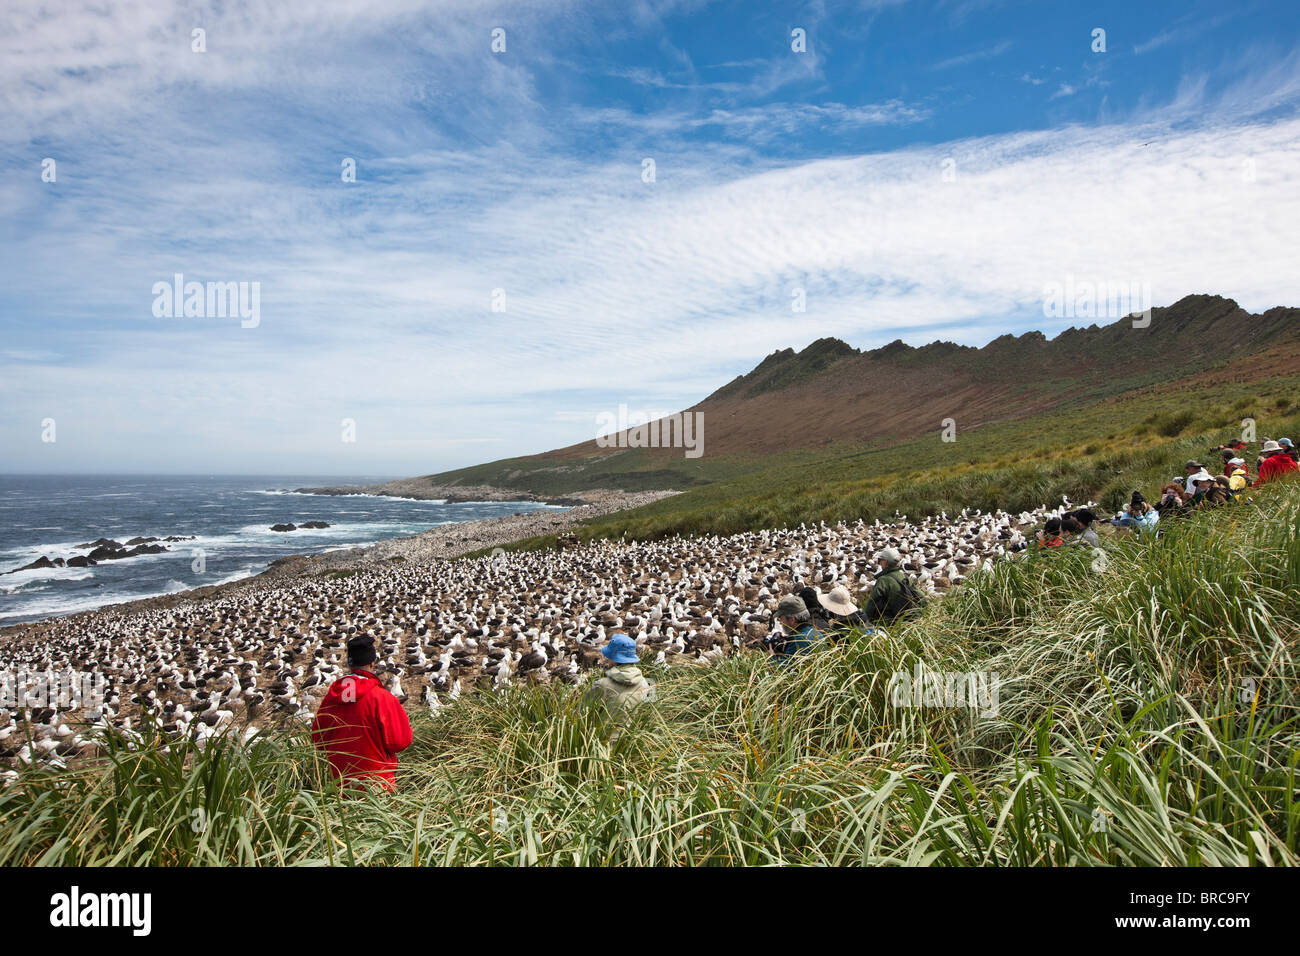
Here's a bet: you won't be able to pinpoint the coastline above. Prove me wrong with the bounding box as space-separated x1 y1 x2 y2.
286 477 593 507
0 487 677 637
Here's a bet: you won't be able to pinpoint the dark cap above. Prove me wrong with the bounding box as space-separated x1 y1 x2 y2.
775 595 807 619
346 634 377 666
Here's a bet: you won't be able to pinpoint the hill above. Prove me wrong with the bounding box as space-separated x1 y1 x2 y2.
419 294 1300 496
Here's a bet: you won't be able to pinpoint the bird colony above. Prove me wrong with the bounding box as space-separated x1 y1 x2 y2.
0 504 1061 775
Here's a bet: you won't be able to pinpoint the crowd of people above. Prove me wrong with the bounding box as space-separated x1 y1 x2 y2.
308 436 1299 792
765 546 927 663
1099 437 1298 539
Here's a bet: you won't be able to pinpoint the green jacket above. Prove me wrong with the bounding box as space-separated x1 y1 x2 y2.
864 567 917 623
592 664 652 716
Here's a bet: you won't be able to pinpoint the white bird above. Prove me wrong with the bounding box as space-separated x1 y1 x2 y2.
425 685 444 714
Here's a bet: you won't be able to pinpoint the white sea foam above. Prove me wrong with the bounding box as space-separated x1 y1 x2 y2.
254 489 451 504
0 567 96 590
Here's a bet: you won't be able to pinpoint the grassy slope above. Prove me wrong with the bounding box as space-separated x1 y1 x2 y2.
3 478 1297 865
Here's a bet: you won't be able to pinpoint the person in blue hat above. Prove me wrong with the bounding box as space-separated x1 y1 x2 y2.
591 634 653 716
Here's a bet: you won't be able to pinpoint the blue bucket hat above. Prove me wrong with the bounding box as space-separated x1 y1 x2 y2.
601 634 640 665
1280 438 1294 449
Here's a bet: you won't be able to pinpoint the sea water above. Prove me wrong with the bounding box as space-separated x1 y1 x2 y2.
0 474 559 625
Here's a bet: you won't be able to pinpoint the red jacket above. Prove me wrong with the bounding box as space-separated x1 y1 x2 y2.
310 670 413 792
1258 453 1299 485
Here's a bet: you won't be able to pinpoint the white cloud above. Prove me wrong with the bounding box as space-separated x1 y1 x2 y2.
3 1 1299 474
931 39 1013 71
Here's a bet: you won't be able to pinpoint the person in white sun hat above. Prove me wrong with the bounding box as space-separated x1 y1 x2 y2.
815 584 872 636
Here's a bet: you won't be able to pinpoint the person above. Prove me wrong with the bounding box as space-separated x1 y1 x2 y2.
311 634 413 793
767 594 825 661
1227 463 1250 500
1036 517 1065 548
862 548 925 623
1186 470 1217 507
1219 447 1240 479
590 634 653 716
814 584 873 635
797 585 836 633
1183 459 1208 485
1280 438 1299 464
1061 515 1087 545
1207 476 1234 506
1064 508 1101 547
1258 439 1299 484
1113 491 1159 534
1226 456 1250 485
1131 494 1160 532
1156 482 1191 517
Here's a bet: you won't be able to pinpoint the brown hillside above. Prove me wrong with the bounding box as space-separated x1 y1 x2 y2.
539 294 1300 460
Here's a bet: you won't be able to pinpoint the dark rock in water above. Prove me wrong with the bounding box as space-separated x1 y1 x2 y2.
77 537 124 550
124 544 168 556
126 536 160 546
84 543 168 561
270 523 298 532
163 535 196 542
298 520 330 529
6 555 58 574
66 555 97 568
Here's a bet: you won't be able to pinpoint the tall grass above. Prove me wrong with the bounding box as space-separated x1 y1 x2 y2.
2 483 1298 865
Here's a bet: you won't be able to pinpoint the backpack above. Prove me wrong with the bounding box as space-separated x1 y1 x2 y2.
896 575 928 618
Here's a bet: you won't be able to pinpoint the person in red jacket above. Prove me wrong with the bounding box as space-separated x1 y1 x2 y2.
1257 440 1299 485
311 635 413 792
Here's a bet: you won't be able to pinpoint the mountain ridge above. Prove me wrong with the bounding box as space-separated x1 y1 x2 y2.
419 293 1300 492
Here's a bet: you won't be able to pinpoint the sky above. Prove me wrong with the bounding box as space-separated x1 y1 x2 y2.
2 0 1299 476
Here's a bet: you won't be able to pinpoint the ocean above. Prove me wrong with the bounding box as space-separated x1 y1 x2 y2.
0 475 559 626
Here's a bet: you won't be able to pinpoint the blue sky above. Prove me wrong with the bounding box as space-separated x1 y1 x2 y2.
2 0 1299 475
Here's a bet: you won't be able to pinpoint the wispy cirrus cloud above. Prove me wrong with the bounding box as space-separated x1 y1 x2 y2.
1134 12 1240 56
931 39 1013 71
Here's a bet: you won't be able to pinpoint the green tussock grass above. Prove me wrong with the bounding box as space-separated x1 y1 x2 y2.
3 480 1298 865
